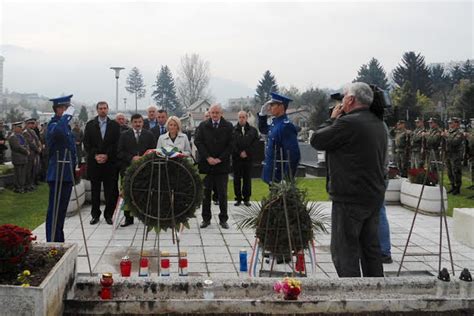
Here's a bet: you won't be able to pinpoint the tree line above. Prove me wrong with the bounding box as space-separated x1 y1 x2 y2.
252 51 473 129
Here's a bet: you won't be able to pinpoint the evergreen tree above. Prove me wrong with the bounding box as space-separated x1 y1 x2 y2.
429 64 451 111
449 80 474 119
31 108 39 120
255 70 278 107
152 66 182 116
353 57 389 90
393 51 432 96
125 67 146 112
450 65 464 85
461 60 474 82
78 105 88 123
302 87 330 129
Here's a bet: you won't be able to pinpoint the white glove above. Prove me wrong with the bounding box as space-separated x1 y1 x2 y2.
260 103 270 116
64 105 75 116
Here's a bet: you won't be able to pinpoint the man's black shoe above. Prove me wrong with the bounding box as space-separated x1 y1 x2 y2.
200 221 210 228
120 219 134 227
381 255 393 264
90 217 100 225
105 218 113 225
447 187 455 193
234 201 241 206
220 222 229 229
244 201 251 207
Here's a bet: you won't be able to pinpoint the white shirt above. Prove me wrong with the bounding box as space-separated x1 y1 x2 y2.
156 131 192 156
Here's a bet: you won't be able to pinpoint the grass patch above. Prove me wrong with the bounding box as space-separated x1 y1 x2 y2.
443 173 474 217
0 184 49 230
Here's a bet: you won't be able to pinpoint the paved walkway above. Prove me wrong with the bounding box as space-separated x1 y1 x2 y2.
33 202 474 278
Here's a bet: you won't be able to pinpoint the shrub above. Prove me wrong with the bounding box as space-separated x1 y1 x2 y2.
408 168 438 186
0 224 36 273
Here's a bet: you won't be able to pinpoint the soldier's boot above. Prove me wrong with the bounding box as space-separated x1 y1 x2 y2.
447 186 455 194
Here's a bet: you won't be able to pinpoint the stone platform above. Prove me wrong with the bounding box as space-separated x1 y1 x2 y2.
33 202 474 279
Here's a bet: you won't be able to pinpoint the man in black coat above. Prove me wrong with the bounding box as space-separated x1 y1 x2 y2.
310 82 387 278
117 113 156 227
232 111 258 206
84 101 121 225
194 104 233 229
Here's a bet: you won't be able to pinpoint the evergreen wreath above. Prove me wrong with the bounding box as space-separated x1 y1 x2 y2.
123 151 203 232
235 181 329 256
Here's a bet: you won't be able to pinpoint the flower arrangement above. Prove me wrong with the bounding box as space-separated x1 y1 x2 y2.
0 224 36 273
17 270 31 287
408 167 438 186
273 277 302 300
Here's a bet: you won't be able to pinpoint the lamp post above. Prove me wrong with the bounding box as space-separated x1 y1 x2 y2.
123 98 127 111
110 67 125 112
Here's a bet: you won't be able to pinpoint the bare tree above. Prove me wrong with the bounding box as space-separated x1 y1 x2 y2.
176 53 211 108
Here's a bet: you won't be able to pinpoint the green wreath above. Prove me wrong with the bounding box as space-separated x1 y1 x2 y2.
123 152 203 232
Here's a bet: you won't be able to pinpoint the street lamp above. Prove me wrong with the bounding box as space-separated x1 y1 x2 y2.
110 67 125 112
123 98 127 111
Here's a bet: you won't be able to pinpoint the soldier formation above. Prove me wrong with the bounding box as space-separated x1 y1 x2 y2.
390 116 472 197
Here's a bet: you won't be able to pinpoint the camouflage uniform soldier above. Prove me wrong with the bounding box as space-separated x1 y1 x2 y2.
410 117 426 168
394 120 410 177
466 120 474 198
444 117 465 195
425 117 443 170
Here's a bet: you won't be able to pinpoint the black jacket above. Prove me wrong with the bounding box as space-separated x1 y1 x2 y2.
310 108 387 206
194 118 233 174
83 116 121 179
117 128 156 174
232 123 259 160
150 125 167 143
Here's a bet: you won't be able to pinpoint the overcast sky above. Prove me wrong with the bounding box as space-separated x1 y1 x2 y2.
0 0 472 107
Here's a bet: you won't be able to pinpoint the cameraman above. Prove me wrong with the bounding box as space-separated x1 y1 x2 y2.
310 82 387 278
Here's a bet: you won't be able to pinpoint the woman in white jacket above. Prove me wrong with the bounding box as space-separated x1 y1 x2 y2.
156 116 192 156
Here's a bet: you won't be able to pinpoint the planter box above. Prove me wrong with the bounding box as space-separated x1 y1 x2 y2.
385 177 403 203
400 179 448 215
66 180 86 217
0 243 78 316
453 208 474 247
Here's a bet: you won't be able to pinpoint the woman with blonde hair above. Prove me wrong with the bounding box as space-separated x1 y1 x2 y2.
156 116 191 156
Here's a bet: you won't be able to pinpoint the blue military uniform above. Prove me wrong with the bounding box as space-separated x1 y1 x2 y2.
258 93 300 184
45 95 76 242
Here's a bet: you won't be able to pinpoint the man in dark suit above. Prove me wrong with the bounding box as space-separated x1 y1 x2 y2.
143 105 158 130
117 113 156 227
150 109 168 142
232 111 259 206
194 104 233 229
84 101 121 225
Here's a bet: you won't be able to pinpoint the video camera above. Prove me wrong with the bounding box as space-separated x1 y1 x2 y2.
329 84 392 120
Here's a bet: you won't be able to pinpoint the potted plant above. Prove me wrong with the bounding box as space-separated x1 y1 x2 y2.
0 224 78 316
400 168 448 215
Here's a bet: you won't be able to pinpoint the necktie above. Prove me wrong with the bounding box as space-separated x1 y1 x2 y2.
242 126 245 136
161 126 165 134
135 130 140 142
213 122 218 129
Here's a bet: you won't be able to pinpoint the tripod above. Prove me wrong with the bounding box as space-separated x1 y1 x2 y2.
397 148 455 277
51 149 92 275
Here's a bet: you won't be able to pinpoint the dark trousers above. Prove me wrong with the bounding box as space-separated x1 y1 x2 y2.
331 201 384 278
202 173 228 223
446 154 462 189
13 163 27 190
46 181 73 242
0 150 5 164
91 170 119 220
233 159 252 202
25 158 35 187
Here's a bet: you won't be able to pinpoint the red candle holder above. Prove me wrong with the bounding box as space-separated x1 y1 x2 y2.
120 256 132 277
295 253 305 272
100 273 114 300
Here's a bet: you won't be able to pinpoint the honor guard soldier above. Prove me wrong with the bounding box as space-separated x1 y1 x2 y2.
45 95 77 242
410 117 426 168
444 117 465 195
258 92 301 184
394 120 410 177
425 117 443 169
23 118 42 190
